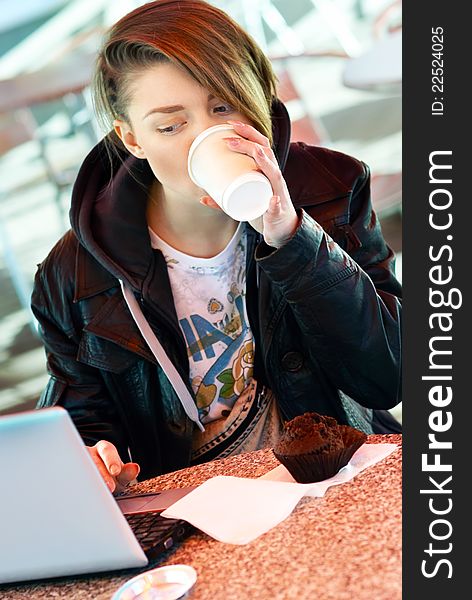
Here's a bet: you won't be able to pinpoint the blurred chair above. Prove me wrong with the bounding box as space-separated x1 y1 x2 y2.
0 41 100 218
0 64 97 325
0 110 78 222
0 110 79 327
0 29 100 332
0 113 39 327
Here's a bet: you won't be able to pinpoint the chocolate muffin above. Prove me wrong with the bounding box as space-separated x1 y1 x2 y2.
273 412 367 483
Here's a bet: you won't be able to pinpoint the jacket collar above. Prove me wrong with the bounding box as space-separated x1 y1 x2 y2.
74 240 117 302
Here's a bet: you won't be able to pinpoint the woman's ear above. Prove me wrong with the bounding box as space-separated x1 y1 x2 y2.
113 119 146 158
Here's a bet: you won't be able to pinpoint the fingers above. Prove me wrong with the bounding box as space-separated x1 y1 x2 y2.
224 137 277 174
87 444 118 492
224 136 275 164
225 137 284 201
95 440 123 476
88 441 141 494
117 462 140 487
252 144 282 183
222 120 298 248
226 120 271 148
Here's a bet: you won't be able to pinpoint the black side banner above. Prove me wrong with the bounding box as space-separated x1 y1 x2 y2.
403 2 468 597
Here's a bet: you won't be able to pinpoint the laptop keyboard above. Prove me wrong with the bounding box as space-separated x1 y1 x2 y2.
125 512 190 557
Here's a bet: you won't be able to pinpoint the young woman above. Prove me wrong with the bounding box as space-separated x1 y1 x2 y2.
32 0 402 492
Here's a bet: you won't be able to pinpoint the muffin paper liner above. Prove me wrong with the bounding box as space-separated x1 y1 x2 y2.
273 426 367 483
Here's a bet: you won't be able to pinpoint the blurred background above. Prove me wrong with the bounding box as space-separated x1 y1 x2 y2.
0 0 402 421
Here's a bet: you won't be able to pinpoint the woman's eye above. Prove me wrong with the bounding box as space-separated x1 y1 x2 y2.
156 122 186 135
213 104 233 114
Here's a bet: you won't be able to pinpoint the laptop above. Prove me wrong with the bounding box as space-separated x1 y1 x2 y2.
0 407 195 584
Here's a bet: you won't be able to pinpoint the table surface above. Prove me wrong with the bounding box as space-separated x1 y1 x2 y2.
0 434 402 600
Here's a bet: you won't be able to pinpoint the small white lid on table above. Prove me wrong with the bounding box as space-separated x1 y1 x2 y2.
111 564 197 600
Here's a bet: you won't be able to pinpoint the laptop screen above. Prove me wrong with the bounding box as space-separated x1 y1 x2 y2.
0 407 153 583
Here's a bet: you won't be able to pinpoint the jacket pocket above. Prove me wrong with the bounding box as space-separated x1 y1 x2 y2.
37 377 67 408
303 201 363 253
329 223 363 253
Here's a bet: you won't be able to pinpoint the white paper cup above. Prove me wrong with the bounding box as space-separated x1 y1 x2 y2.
188 124 272 221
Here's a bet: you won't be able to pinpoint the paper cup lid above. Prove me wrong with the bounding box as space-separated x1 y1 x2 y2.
187 124 235 185
111 564 197 600
221 171 272 221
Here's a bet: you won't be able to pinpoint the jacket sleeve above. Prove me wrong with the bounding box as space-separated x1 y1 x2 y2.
255 162 401 409
31 267 129 455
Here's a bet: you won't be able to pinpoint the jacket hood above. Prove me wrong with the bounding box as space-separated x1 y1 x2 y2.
69 98 292 294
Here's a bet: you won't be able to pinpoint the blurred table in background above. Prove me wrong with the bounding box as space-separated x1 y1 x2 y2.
342 30 402 93
0 47 98 139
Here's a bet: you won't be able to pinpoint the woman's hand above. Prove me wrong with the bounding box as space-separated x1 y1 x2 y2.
87 440 140 495
200 120 299 249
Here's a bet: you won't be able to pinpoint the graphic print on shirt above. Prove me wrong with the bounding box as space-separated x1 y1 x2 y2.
180 283 254 421
149 224 255 423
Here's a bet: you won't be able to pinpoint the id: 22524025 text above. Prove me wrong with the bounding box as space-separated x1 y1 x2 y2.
431 27 445 116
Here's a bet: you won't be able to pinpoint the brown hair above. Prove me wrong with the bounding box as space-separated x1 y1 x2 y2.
92 0 278 156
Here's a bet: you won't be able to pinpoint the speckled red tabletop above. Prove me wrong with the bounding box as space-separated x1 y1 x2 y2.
0 434 401 600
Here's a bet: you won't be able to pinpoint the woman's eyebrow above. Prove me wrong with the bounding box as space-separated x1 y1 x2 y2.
143 93 216 120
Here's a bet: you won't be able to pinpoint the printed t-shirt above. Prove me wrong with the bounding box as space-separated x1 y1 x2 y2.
148 223 254 424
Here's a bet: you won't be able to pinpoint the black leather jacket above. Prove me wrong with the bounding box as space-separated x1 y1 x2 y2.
32 100 402 480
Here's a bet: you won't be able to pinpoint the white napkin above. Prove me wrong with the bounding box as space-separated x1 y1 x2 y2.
161 443 397 544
